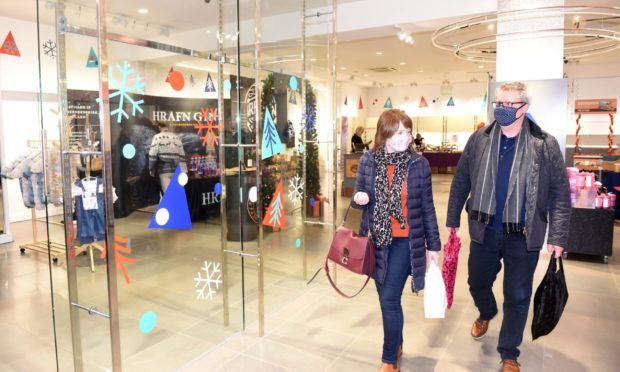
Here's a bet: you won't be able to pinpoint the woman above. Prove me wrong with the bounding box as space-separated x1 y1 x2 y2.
351 126 372 152
352 109 441 372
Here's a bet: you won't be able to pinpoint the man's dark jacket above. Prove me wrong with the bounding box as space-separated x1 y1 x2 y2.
446 118 571 250
352 150 441 292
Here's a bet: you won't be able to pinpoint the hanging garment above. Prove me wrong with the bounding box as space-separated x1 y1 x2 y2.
73 177 106 244
2 149 46 210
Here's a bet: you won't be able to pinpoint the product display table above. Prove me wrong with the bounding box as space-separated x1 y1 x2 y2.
422 152 462 168
565 207 614 263
185 177 221 221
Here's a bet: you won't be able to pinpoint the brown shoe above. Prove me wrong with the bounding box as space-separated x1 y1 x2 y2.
379 362 399 372
501 359 520 372
471 318 490 339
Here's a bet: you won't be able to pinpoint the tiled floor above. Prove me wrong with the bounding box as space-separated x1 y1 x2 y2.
1 174 619 371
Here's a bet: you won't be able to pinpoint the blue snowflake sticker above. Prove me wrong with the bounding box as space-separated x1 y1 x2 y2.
139 311 157 333
302 104 316 133
122 144 136 159
298 144 305 154
98 60 146 124
295 238 301 249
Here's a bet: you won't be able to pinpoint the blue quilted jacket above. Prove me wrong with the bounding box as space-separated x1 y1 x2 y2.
352 150 441 292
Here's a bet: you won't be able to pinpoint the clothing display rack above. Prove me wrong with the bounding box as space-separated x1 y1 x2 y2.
19 139 66 262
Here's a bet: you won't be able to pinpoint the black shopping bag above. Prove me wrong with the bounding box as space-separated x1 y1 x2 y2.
531 255 569 340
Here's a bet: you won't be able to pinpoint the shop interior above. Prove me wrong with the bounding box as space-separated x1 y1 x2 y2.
0 1 619 371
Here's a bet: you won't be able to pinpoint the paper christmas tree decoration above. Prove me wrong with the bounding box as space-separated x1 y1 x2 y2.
205 72 216 93
148 165 192 229
344 96 348 106
419 96 428 108
358 96 364 110
0 31 20 57
447 97 455 106
384 97 393 109
263 180 286 228
86 47 98 67
261 107 283 160
166 67 185 91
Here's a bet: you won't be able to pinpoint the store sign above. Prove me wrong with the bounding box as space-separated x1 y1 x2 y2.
575 99 617 114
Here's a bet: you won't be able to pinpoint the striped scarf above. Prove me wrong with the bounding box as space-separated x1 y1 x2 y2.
470 122 532 233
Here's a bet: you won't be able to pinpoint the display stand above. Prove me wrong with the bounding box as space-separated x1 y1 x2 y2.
18 139 66 262
565 207 613 263
575 112 615 155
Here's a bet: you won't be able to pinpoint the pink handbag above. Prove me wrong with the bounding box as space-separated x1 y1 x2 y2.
442 228 461 309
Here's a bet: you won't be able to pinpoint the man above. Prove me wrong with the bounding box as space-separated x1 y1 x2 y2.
148 122 186 193
446 82 571 372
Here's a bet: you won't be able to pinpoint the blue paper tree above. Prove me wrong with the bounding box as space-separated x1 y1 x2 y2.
384 97 393 109
86 47 98 68
261 107 283 160
447 97 455 106
205 73 216 93
148 165 192 229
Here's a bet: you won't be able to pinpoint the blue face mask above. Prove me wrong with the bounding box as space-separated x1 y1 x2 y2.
494 105 525 126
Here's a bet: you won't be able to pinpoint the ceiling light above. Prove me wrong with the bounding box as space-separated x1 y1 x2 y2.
400 62 406 65
478 65 484 68
340 67 347 70
363 73 368 77
397 31 407 41
488 24 494 30
405 35 413 43
574 16 580 21
376 51 383 55
225 34 231 39
418 69 424 73
138 8 148 14
206 29 211 33
310 58 317 62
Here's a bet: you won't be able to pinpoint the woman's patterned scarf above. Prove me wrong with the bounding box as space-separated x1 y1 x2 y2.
373 146 411 248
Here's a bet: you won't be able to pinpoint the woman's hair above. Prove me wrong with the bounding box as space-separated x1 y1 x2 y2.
354 126 365 136
373 109 413 152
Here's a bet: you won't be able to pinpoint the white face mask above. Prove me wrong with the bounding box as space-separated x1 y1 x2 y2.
386 126 412 153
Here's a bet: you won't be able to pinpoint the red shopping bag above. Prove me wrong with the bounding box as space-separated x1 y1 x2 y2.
442 228 461 309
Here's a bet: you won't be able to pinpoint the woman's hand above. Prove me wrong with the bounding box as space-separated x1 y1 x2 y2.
353 192 369 205
427 251 440 266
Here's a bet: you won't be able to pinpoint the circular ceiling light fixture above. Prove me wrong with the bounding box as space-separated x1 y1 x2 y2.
432 6 620 63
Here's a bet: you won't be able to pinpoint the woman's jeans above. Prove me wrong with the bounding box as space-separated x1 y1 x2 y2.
468 227 540 360
375 238 411 364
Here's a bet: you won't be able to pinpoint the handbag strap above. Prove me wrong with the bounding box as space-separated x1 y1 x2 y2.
324 258 371 298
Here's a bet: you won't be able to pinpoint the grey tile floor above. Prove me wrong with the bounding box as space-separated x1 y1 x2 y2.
1 174 619 371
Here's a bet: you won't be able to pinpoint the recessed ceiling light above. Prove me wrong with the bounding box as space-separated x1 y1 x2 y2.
206 29 211 33
376 51 383 55
310 58 317 62
138 8 149 14
400 62 406 65
363 73 368 77
574 16 580 21
478 65 484 68
488 24 494 30
225 34 231 39
340 67 347 70
418 69 424 73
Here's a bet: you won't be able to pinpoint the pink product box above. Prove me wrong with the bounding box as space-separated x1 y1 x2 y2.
574 189 597 209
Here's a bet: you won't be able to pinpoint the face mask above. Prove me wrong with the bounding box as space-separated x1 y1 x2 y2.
494 106 524 126
386 134 411 152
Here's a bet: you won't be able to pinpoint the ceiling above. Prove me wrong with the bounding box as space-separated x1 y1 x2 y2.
1 0 619 86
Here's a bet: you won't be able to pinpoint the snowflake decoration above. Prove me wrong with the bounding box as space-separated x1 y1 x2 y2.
288 174 304 206
42 39 56 59
302 104 316 133
99 60 146 123
99 235 136 284
194 260 222 300
195 107 222 146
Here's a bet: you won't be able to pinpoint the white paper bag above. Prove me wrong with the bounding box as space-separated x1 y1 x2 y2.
424 261 447 319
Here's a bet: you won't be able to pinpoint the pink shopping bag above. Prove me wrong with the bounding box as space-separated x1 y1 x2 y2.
442 228 461 309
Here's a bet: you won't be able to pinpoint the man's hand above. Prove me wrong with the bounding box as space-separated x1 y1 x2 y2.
427 251 440 266
353 192 369 205
547 244 564 258
149 170 155 177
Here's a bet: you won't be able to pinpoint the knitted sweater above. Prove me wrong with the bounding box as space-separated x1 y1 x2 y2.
148 132 186 175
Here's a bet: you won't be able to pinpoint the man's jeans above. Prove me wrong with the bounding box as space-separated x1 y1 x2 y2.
468 227 539 360
375 238 411 364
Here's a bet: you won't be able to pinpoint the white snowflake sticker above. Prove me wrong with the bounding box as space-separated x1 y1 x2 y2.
99 60 146 123
194 260 222 300
288 174 304 206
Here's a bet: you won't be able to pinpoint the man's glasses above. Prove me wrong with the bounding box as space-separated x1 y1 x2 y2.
493 101 526 109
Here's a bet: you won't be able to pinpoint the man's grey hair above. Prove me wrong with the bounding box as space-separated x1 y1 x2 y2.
496 81 529 103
